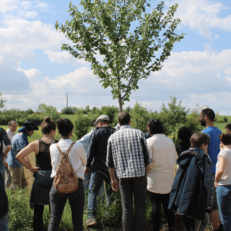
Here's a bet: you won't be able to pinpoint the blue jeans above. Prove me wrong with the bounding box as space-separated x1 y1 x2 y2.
88 170 113 218
0 215 9 231
4 166 11 188
216 185 231 231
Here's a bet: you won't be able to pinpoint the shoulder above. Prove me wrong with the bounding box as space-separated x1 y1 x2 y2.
219 149 231 159
50 143 58 152
73 141 84 150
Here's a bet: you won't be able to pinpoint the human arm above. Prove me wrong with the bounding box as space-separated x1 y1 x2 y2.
141 134 151 167
108 168 118 192
78 143 87 167
16 141 39 173
215 155 227 186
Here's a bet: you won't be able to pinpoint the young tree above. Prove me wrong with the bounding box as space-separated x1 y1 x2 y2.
56 0 184 112
0 92 6 108
160 96 189 141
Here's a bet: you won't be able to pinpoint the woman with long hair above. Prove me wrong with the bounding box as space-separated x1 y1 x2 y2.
16 117 57 231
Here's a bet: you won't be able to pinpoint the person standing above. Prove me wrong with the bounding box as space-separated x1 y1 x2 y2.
215 133 231 231
3 120 17 187
146 119 176 231
8 119 39 189
48 118 86 231
16 117 57 231
85 115 115 227
169 132 214 231
0 127 11 186
107 112 150 231
176 126 191 156
199 108 222 231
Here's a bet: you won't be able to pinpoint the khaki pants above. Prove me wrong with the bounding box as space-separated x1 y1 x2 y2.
9 166 28 189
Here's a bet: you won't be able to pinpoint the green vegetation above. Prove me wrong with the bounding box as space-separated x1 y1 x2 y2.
56 1 184 112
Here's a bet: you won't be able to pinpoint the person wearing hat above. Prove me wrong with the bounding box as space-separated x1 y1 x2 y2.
85 115 115 227
8 119 39 189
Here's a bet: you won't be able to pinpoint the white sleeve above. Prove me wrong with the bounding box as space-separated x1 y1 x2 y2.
219 150 228 160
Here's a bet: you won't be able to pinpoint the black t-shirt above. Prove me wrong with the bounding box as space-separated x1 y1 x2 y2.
0 177 8 218
177 140 191 156
0 127 11 154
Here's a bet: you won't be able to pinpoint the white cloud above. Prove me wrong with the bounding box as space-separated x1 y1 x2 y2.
43 50 89 66
166 0 231 39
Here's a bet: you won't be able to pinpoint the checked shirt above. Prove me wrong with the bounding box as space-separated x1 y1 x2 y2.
106 125 150 179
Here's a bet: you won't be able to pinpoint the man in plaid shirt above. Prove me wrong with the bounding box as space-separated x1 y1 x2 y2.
106 112 150 231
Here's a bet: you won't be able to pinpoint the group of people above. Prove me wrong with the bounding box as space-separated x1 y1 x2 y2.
0 108 231 231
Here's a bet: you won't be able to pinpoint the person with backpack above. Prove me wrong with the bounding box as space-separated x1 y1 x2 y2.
16 117 57 231
48 118 86 231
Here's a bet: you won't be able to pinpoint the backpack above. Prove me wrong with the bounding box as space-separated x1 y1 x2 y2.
54 142 79 194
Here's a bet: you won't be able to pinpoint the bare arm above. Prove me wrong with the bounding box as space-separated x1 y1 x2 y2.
108 168 119 192
215 156 227 186
16 141 39 173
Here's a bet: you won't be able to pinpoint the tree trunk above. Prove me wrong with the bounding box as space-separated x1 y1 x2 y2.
118 94 123 113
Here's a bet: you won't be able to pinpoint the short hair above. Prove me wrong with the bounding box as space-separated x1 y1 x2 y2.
190 132 210 148
147 119 164 135
178 127 192 141
118 112 131 126
97 120 110 126
56 118 74 137
219 133 231 145
201 108 215 122
8 120 16 126
225 123 231 131
41 117 56 135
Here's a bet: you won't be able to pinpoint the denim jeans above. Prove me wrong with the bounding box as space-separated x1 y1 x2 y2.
182 213 209 231
119 176 147 231
216 185 231 231
48 179 85 231
4 166 11 188
88 170 113 218
0 215 9 231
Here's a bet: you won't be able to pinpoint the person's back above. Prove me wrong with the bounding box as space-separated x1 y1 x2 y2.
109 126 146 178
202 126 222 172
147 134 176 193
107 112 150 231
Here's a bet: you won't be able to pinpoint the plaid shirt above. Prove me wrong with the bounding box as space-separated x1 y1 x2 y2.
106 125 150 179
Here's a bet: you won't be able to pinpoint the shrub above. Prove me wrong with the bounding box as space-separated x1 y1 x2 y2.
61 107 75 114
224 117 228 122
25 108 34 114
74 113 91 140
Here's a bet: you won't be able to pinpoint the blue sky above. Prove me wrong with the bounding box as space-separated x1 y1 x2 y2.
0 0 231 115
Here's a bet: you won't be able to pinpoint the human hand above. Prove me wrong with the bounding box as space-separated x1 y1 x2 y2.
111 180 119 192
4 160 8 168
84 167 90 175
214 181 218 187
30 167 39 173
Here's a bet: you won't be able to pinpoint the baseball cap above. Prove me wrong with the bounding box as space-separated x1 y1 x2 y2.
91 115 110 126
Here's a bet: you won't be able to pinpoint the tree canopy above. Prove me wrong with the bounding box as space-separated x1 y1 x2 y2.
56 0 184 112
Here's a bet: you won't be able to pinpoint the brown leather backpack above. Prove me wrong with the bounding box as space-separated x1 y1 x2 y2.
54 142 79 194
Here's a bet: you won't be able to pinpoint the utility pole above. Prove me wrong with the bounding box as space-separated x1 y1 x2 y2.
67 93 68 108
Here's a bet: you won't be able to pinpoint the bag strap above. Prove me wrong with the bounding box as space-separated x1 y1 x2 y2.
57 142 75 157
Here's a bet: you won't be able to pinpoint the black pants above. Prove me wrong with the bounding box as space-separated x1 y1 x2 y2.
148 191 175 231
119 176 147 231
182 214 209 231
48 179 85 231
33 204 47 231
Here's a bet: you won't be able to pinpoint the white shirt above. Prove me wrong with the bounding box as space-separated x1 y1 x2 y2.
216 148 231 186
146 134 177 194
50 138 87 180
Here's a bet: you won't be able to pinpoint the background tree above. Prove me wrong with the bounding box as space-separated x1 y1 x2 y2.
56 0 184 112
37 103 60 122
0 92 6 108
160 96 189 141
74 113 91 140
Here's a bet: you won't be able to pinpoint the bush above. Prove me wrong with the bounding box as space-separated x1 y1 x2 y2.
61 107 75 115
224 117 228 122
25 108 34 114
74 113 91 140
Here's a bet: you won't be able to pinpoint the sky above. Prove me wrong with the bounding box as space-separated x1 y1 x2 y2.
0 0 231 115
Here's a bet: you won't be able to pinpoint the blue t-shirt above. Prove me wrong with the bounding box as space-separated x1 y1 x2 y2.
8 133 27 168
202 127 222 173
